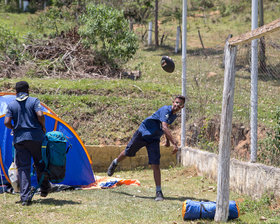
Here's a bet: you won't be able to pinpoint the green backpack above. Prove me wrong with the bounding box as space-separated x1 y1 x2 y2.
29 131 71 201
41 131 71 183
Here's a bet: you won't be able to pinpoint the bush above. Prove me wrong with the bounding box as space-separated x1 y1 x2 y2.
258 107 280 167
29 6 76 37
190 0 214 10
217 0 248 17
0 0 21 13
0 25 22 60
78 3 138 66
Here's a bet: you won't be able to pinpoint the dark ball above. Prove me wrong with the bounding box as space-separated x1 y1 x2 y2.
161 56 175 73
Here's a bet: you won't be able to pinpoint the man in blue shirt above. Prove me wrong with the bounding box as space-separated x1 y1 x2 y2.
4 81 50 206
107 95 185 201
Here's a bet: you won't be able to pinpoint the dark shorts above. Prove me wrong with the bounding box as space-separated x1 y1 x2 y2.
124 130 160 165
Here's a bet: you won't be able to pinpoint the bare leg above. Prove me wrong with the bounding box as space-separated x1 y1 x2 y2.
116 150 127 163
152 164 164 201
151 164 161 187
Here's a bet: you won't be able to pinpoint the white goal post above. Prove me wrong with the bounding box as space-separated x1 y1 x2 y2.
214 18 280 222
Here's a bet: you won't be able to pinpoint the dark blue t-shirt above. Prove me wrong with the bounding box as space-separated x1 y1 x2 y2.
5 94 45 144
138 105 177 141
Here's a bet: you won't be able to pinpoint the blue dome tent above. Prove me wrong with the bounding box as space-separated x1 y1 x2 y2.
0 92 95 187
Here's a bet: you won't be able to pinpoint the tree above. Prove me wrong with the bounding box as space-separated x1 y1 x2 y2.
79 4 139 66
122 0 154 27
155 0 159 46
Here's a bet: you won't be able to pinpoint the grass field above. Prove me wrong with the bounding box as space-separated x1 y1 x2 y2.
1 167 280 224
0 12 37 38
0 2 280 223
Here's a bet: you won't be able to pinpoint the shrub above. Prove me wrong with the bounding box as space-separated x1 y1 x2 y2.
0 0 21 13
78 3 138 66
258 107 280 167
217 0 248 17
0 25 22 60
190 0 214 10
29 6 76 37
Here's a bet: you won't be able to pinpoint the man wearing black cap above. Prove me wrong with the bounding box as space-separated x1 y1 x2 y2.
4 81 50 206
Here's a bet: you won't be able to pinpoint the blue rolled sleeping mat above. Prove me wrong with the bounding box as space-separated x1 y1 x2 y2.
182 200 239 221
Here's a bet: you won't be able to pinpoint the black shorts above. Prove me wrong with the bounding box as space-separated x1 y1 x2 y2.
124 130 160 165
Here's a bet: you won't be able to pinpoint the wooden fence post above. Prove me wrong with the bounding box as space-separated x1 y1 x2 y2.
214 41 237 222
175 26 181 53
147 22 153 46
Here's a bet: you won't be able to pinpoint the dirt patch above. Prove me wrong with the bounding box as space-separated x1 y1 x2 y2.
270 197 280 211
178 165 198 177
180 116 268 161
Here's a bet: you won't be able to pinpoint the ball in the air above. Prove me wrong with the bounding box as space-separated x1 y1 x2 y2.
161 56 175 73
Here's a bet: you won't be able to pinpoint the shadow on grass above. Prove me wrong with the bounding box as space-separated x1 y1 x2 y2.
32 198 81 205
113 190 210 202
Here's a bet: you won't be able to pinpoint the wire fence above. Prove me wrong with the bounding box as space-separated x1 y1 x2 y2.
236 30 280 80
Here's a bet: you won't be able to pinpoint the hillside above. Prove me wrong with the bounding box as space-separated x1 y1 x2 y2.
0 1 280 166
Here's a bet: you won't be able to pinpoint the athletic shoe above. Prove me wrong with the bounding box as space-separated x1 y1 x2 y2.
15 200 30 205
155 190 164 201
107 160 118 176
22 201 31 206
40 191 48 197
40 183 52 197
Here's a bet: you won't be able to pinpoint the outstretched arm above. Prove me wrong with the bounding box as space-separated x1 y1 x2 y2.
162 122 178 154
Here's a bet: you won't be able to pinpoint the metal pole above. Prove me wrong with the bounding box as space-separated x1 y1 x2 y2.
181 0 187 149
250 0 258 162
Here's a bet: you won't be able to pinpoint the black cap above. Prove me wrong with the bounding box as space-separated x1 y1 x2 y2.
15 81 29 93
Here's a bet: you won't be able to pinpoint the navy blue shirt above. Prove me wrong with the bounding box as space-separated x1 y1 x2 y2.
5 94 45 144
138 105 177 141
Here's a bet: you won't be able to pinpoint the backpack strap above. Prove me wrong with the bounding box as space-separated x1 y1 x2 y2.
41 136 49 168
66 143 72 153
200 202 210 218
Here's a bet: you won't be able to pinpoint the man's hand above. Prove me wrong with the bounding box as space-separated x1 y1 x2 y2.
164 141 170 147
172 144 179 154
42 127 46 133
164 137 170 147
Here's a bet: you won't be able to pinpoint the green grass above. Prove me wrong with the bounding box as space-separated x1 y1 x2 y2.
1 44 279 146
1 167 280 224
0 3 280 222
0 12 37 38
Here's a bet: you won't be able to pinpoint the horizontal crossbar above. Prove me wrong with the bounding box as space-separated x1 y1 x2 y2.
229 18 280 46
